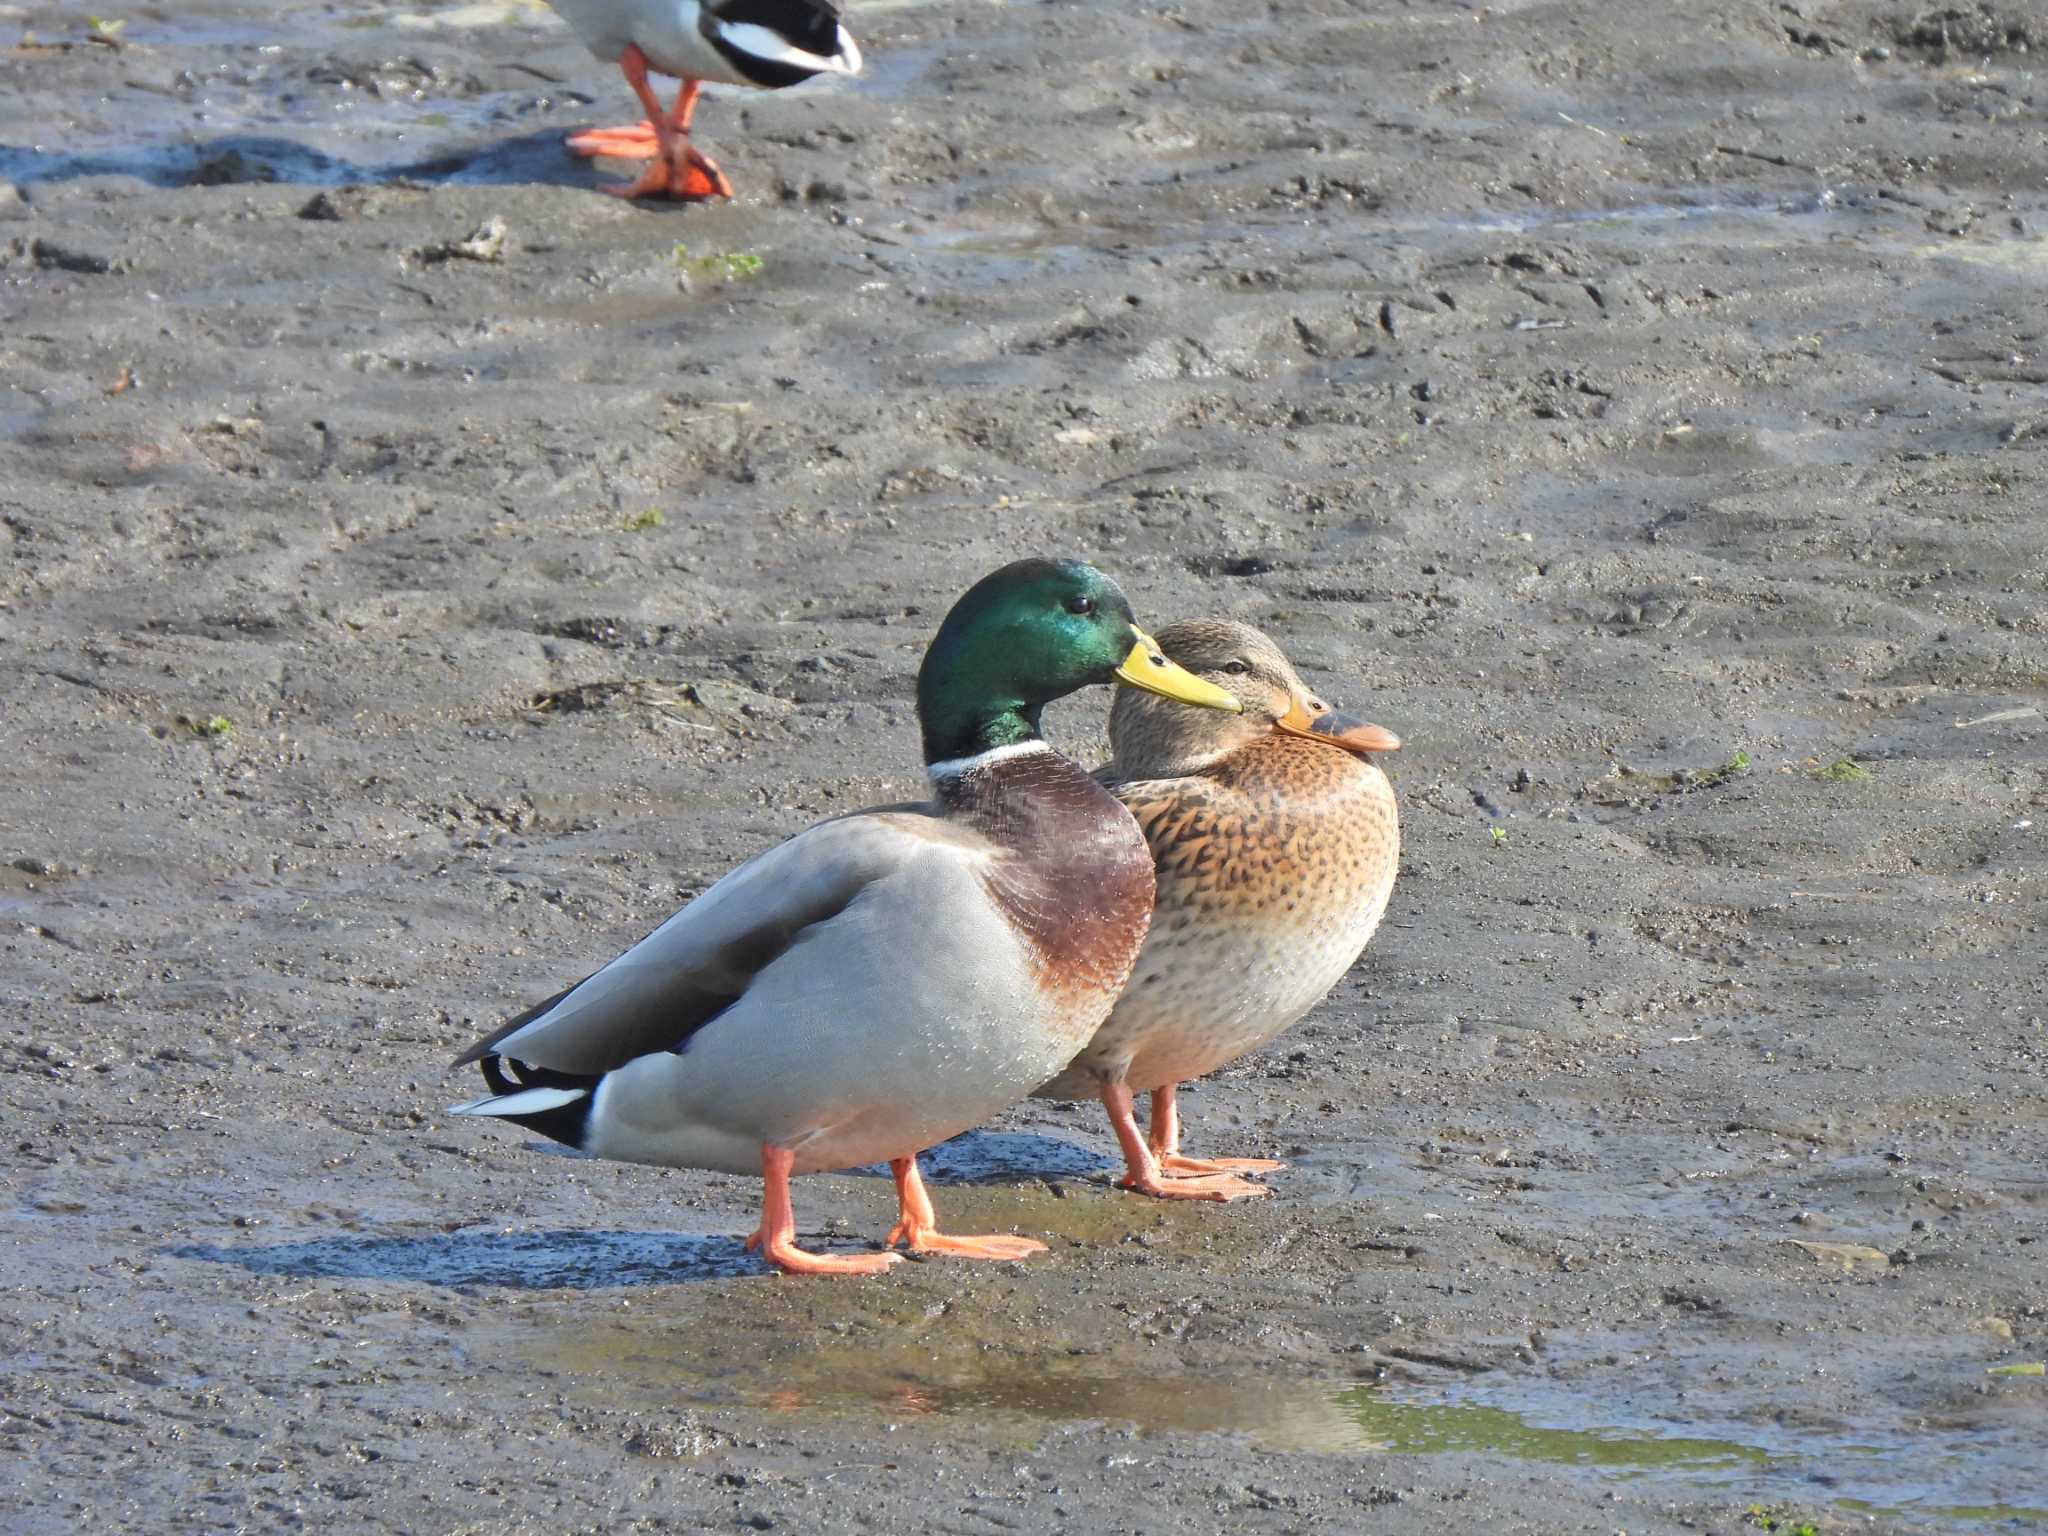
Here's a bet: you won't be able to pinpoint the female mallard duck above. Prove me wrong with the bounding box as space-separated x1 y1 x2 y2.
1033 619 1400 1200
449 559 1239 1274
543 0 862 200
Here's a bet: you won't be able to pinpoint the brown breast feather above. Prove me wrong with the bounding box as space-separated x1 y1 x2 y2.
938 748 1157 1030
1114 731 1398 921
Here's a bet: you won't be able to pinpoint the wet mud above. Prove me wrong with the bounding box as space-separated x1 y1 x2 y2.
3 0 2046 1530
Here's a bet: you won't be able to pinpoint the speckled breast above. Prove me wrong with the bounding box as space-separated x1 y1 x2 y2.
1042 733 1399 1096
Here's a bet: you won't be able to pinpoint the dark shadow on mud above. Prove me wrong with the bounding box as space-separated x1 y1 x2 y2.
0 129 598 191
170 1134 1112 1289
861 1128 1117 1185
172 1227 770 1288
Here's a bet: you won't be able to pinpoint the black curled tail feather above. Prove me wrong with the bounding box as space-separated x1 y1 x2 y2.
476 1052 602 1150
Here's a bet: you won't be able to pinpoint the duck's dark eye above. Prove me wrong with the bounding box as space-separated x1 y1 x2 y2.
1064 595 1096 616
1222 659 1249 676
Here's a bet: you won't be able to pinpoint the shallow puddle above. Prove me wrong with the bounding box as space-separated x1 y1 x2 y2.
0 5 921 190
0 0 565 188
172 1113 2048 1526
527 1318 2045 1522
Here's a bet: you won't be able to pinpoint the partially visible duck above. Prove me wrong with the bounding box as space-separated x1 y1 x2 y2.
1034 620 1400 1200
449 560 1240 1273
542 0 861 200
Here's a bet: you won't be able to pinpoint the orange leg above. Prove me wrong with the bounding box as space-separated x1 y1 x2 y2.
1147 1082 1287 1176
563 48 732 201
884 1156 1048 1261
566 75 709 157
743 1143 902 1276
1102 1082 1270 1201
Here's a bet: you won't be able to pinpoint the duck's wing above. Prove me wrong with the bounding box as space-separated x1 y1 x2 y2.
453 805 986 1076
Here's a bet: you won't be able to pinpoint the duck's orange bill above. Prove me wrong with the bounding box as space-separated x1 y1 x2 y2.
1276 696 1401 755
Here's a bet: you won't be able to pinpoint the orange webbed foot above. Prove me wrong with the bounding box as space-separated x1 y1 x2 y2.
566 120 662 159
885 1220 1048 1262
581 52 734 200
567 115 731 201
593 151 730 202
679 142 734 200
1139 1086 1282 1179
1118 1169 1273 1202
1104 1083 1272 1202
885 1155 1046 1262
762 1238 904 1277
748 1141 903 1276
746 1223 902 1275
1157 1152 1287 1176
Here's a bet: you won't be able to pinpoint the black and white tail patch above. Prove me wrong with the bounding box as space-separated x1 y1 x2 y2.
448 1054 600 1150
703 0 860 89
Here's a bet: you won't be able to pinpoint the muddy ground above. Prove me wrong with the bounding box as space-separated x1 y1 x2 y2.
3 0 2046 1529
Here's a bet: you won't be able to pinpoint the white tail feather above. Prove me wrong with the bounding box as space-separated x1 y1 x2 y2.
448 1086 589 1118
832 24 862 75
715 20 861 76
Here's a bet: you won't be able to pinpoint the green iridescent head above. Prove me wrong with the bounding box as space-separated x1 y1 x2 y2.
915 558 1239 764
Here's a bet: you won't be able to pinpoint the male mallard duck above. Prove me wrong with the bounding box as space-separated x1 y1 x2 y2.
449 559 1239 1274
543 0 861 200
1033 619 1400 1200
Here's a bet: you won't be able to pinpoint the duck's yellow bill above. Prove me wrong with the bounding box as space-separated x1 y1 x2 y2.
1115 629 1242 712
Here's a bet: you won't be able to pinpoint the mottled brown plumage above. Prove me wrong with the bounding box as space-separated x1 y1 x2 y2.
1034 620 1401 1200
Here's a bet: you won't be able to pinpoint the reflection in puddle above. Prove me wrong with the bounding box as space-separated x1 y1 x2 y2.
557 1323 1754 1465
535 1322 2048 1523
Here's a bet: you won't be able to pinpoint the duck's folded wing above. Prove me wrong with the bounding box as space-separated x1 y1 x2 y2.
454 808 982 1076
